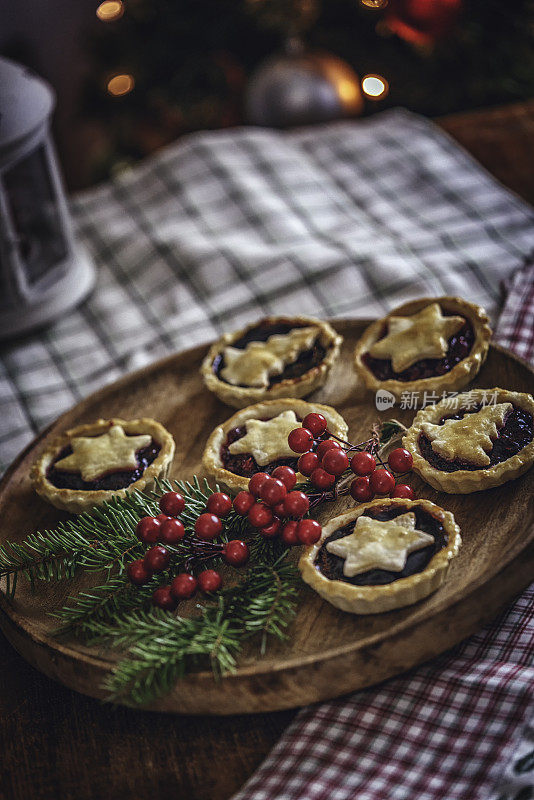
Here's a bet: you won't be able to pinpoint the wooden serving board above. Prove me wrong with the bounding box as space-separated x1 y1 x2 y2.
0 320 533 716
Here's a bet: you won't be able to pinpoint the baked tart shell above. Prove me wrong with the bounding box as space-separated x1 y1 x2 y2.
403 388 534 494
202 398 349 492
201 315 342 408
31 417 175 514
353 296 491 398
299 498 461 614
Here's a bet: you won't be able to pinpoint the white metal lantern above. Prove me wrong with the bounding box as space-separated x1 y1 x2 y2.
0 57 95 339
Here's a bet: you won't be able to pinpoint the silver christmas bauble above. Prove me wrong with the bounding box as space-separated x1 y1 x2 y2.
245 49 363 127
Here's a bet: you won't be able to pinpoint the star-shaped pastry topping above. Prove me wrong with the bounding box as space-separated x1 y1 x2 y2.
54 425 152 482
221 327 319 388
326 512 434 576
368 303 464 373
420 403 512 467
228 410 301 466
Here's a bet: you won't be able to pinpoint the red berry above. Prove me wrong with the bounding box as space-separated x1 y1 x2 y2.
321 448 349 476
233 490 255 516
152 586 177 611
298 451 319 476
388 448 414 474
273 500 288 518
198 569 223 593
310 468 336 490
156 513 170 523
369 468 396 495
194 513 223 540
170 573 198 599
281 521 300 546
283 490 310 518
392 484 415 500
159 517 186 544
248 502 273 528
222 540 250 566
127 559 152 586
206 492 232 517
350 451 376 476
248 472 270 498
350 476 374 502
288 427 314 453
302 412 327 437
143 545 170 573
159 491 185 517
259 477 287 507
271 465 297 490
136 516 161 544
296 519 322 545
259 517 281 538
316 439 342 460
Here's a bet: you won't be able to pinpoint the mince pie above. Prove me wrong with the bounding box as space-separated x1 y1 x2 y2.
31 418 175 513
201 316 342 408
202 398 348 492
354 297 491 398
299 498 461 614
403 388 534 493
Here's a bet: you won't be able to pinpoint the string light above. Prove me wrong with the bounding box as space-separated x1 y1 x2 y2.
107 74 135 96
96 1 124 21
362 74 389 100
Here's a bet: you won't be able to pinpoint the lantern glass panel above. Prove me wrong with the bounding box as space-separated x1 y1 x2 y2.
3 145 67 286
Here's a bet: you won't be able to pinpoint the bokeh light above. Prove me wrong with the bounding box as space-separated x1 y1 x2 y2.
96 1 124 22
362 74 389 99
107 74 135 96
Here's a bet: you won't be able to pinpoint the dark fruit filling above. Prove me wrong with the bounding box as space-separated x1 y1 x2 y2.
213 321 326 387
220 422 300 477
316 504 446 586
363 317 474 382
419 405 533 472
47 440 161 490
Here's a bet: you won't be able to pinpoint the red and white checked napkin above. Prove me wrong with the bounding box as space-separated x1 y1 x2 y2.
233 268 534 800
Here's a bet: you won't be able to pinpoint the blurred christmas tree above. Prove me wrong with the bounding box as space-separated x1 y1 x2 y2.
84 0 534 181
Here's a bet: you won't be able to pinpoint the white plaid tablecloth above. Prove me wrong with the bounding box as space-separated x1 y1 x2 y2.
0 108 533 799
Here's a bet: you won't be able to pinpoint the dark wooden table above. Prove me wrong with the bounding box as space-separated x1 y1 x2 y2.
2 101 533 800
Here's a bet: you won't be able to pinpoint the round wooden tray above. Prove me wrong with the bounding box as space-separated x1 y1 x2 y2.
0 320 533 715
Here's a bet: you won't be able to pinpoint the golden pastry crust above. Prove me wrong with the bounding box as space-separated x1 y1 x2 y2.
299 498 461 614
353 296 491 398
403 388 534 494
201 316 343 408
31 418 175 514
202 398 349 492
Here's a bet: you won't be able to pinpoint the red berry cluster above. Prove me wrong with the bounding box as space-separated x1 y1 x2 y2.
233 465 322 546
127 490 250 611
288 413 415 504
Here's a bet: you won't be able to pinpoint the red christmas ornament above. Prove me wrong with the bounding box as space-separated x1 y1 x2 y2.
152 586 177 611
222 540 250 566
198 569 223 593
296 519 322 545
170 572 198 599
288 427 314 453
385 0 462 46
233 490 256 516
159 491 185 517
301 412 327 436
271 465 297 491
206 492 233 517
194 513 223 540
248 472 270 498
136 516 161 544
159 517 185 545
